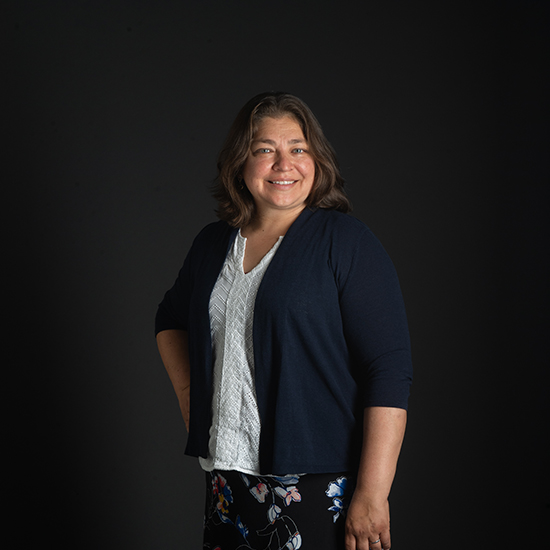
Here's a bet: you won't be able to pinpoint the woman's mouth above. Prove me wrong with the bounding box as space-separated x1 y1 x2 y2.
269 180 296 186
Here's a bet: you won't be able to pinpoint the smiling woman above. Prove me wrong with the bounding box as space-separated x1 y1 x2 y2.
156 92 412 550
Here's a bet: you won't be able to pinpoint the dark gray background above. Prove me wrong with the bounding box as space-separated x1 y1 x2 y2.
6 1 548 548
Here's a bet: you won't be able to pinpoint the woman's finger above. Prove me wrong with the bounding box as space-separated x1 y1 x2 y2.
344 531 357 550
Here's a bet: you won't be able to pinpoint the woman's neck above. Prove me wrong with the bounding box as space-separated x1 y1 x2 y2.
242 206 305 238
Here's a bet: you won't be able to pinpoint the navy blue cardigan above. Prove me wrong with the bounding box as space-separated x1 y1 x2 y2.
155 207 412 475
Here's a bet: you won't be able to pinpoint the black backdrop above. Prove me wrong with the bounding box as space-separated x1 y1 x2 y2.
6 1 548 548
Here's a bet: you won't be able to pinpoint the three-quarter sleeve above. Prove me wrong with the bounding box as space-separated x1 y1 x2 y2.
336 227 412 410
155 248 193 335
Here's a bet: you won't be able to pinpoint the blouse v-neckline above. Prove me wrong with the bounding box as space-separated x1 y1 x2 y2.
236 230 284 275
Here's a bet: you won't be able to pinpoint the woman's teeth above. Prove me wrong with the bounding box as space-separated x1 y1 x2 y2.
270 181 295 185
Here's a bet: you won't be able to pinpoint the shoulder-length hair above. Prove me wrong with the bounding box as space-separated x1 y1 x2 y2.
212 91 352 227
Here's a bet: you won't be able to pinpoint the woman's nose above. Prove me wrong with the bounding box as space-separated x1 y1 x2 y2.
273 151 292 171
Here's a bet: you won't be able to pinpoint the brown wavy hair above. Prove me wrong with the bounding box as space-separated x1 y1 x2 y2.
212 92 351 227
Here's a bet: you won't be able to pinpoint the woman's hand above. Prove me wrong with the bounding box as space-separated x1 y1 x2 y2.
345 489 390 550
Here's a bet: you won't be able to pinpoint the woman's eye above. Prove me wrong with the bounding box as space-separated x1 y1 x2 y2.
292 148 306 153
257 148 271 153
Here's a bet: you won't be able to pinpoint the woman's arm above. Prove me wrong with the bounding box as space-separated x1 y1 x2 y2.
156 329 191 431
345 406 407 550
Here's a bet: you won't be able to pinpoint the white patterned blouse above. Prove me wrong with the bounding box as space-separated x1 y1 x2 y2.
199 230 283 475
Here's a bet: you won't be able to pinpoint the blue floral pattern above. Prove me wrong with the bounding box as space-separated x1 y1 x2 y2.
325 476 348 523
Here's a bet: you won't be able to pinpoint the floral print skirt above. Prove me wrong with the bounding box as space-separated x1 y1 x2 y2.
203 469 353 550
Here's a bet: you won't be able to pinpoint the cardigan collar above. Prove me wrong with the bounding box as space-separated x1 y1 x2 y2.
227 207 318 254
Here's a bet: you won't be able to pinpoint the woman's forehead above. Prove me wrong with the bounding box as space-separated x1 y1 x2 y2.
251 114 306 140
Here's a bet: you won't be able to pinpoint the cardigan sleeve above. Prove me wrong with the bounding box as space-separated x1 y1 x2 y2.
155 255 191 334
154 237 197 336
154 220 232 336
335 225 412 410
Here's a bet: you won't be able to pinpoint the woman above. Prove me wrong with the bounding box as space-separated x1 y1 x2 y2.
155 92 412 550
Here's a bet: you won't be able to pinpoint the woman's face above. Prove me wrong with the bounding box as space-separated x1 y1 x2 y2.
242 116 316 219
